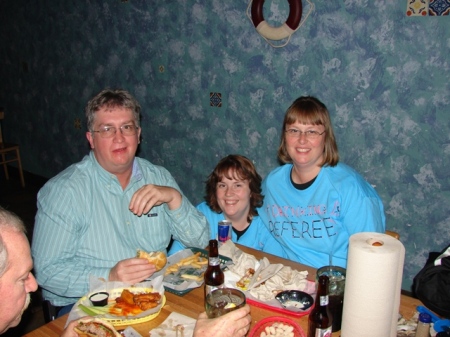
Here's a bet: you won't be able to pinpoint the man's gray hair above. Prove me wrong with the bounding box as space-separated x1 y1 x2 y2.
0 207 26 277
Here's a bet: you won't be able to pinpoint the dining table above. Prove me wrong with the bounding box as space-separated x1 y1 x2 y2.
24 244 422 337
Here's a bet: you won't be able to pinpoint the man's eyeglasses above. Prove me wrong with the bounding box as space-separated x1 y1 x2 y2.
285 128 325 140
91 124 139 138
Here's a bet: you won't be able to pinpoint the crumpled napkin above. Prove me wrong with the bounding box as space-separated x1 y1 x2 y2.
220 241 312 302
218 240 241 260
219 241 259 276
149 312 196 337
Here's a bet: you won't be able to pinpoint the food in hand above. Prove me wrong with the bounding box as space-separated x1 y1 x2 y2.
236 267 255 290
260 322 295 337
136 249 167 271
74 317 121 337
111 289 162 316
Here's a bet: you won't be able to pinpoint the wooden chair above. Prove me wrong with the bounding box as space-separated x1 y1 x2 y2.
0 110 25 187
386 230 400 240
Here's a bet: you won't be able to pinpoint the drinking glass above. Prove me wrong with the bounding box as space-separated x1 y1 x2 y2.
205 287 246 318
316 265 346 332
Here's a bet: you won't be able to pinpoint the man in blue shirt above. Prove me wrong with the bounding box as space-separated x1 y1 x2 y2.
32 89 210 315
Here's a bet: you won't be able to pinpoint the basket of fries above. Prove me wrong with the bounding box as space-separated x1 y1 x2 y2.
162 248 232 296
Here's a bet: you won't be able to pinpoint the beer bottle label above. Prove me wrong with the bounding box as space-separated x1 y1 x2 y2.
313 326 332 337
319 295 329 306
209 257 220 266
205 284 223 297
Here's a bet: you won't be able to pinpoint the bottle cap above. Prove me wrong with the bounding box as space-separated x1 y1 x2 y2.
419 312 432 324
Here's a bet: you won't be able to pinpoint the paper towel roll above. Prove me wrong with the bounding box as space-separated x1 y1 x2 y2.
341 232 405 337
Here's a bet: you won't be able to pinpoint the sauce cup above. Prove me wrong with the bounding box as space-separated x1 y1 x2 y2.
89 291 109 307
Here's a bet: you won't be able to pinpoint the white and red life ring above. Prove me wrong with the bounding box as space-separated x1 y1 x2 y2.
251 0 303 41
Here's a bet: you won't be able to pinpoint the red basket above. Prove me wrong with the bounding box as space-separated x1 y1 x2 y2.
248 316 306 337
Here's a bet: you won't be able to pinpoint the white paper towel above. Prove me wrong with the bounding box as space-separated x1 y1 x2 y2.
341 232 405 337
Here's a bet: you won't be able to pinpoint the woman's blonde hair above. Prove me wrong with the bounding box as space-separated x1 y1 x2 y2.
278 96 339 166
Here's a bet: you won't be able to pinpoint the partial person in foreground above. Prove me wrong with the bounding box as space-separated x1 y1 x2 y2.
32 88 209 317
169 154 286 258
259 95 386 268
0 207 38 334
0 206 75 336
0 207 250 337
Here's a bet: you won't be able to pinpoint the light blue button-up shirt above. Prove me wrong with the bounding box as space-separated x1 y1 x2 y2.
32 152 209 306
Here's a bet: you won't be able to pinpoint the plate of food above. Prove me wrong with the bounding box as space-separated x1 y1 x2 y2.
225 255 316 317
75 286 166 327
152 248 232 296
248 316 306 337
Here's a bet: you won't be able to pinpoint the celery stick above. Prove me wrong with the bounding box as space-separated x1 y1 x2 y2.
78 304 112 316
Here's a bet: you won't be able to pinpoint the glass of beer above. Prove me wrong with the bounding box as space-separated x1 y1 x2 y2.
316 265 346 332
205 287 246 318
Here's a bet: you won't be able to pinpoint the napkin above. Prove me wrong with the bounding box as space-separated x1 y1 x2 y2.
149 312 196 337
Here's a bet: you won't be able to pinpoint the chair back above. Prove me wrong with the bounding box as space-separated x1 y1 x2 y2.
386 230 400 240
0 110 4 144
0 109 25 187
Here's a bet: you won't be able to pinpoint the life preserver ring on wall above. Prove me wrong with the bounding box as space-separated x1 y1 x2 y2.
251 0 303 41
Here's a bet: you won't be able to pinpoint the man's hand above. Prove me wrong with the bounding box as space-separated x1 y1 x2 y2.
60 318 84 337
108 258 156 283
193 305 251 337
129 184 182 216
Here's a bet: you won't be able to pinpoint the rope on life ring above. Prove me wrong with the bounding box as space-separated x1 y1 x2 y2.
251 0 302 41
246 0 314 48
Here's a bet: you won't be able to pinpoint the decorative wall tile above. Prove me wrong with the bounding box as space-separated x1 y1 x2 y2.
407 0 429 16
210 92 222 108
429 0 450 15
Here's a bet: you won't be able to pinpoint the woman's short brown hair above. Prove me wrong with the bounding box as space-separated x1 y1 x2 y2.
205 155 263 223
277 96 339 166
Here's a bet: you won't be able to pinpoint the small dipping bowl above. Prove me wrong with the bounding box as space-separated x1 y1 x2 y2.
275 290 314 312
89 291 109 307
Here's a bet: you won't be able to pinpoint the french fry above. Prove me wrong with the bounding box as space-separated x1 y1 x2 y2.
164 252 209 275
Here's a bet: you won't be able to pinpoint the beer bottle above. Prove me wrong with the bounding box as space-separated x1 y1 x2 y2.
204 239 224 300
308 275 333 337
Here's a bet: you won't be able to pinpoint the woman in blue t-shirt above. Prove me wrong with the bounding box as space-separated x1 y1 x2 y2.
169 155 286 257
259 96 386 269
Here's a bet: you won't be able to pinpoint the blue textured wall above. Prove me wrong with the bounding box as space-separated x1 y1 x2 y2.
1 0 449 292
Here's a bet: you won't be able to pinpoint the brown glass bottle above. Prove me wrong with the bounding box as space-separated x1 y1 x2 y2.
204 239 224 301
308 275 333 337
